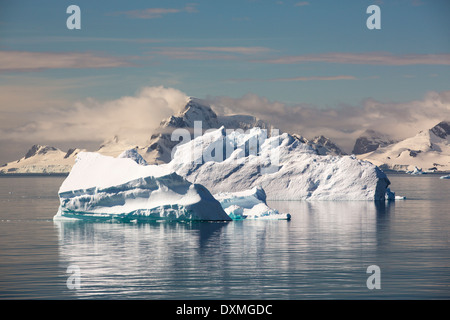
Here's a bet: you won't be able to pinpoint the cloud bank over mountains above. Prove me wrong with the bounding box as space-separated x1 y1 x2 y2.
0 86 188 146
208 89 450 152
1 86 449 164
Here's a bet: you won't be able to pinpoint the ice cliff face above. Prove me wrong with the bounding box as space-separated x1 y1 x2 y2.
166 127 390 201
55 152 231 221
54 151 288 221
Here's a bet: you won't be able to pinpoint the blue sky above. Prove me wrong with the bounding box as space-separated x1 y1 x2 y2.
0 0 450 162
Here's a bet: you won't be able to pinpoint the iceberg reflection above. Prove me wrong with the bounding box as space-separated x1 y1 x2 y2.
54 201 392 299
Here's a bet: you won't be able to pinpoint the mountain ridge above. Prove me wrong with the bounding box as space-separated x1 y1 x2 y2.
357 121 450 172
3 98 447 174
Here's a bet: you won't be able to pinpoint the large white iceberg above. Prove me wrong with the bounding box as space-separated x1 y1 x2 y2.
54 152 231 222
167 127 391 201
54 151 287 221
54 126 392 222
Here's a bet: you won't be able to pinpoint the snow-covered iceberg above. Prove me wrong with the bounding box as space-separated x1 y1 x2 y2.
54 151 288 222
167 127 391 201
54 152 231 222
407 166 426 175
214 187 291 220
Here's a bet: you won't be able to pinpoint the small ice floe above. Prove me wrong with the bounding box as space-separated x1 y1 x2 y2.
385 188 406 200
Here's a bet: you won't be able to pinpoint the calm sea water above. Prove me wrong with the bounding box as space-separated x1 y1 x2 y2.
0 174 448 299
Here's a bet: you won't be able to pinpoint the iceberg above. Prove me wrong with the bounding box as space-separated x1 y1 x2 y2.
54 152 231 222
54 125 393 222
167 127 391 201
385 187 406 200
407 166 426 175
54 151 287 222
214 186 291 220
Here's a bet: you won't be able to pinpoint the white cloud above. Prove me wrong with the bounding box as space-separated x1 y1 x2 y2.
0 51 131 72
257 52 450 65
115 4 198 19
151 46 273 60
2 84 450 158
272 75 357 81
0 86 189 146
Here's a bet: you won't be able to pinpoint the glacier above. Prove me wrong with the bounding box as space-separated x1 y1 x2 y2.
166 127 391 201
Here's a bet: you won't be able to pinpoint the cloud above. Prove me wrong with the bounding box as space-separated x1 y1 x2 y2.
207 90 450 152
194 47 272 55
272 75 357 81
0 51 131 72
0 86 189 146
115 4 198 19
226 75 357 83
3 84 450 159
35 36 163 44
151 46 273 60
257 52 450 65
294 2 309 6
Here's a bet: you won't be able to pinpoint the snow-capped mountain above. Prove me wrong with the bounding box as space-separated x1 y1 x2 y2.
291 134 346 156
101 98 345 165
6 97 447 175
0 98 275 174
358 121 450 172
310 135 347 156
141 98 272 164
0 145 82 174
352 129 396 155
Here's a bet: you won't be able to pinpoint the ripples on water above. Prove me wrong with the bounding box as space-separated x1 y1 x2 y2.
0 174 449 299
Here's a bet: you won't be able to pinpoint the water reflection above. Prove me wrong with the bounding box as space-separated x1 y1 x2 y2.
54 201 397 299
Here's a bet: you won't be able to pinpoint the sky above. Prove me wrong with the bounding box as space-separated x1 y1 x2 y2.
0 0 450 163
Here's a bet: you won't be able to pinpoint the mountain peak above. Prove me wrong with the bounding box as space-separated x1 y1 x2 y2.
430 121 450 139
24 145 58 159
161 97 218 129
357 120 450 172
311 135 347 156
352 129 395 155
